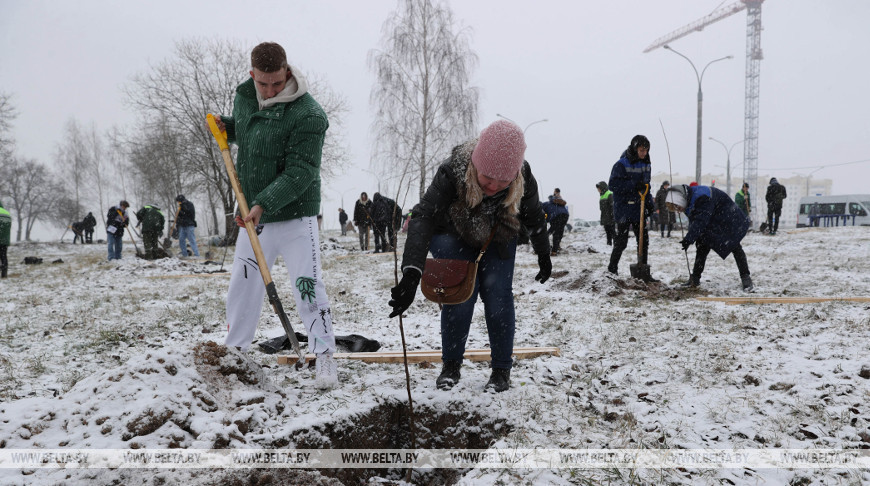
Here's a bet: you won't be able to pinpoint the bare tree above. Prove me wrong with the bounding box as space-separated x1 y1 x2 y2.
369 0 479 199
2 156 66 241
308 75 351 183
0 92 16 153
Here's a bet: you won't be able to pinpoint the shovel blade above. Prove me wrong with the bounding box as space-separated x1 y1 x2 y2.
630 263 653 282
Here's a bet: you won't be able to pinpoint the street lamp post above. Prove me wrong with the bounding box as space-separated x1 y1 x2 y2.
361 168 381 194
709 137 745 196
805 167 825 197
663 45 733 183
496 113 548 134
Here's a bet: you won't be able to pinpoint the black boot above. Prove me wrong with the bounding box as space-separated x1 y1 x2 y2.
485 368 511 393
681 275 700 288
741 274 754 292
436 360 461 390
1 266 6 278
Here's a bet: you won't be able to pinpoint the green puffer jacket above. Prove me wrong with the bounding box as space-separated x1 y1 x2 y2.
0 203 11 246
223 76 328 224
136 206 165 233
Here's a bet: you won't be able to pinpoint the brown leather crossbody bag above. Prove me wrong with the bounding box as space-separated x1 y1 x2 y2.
420 228 497 306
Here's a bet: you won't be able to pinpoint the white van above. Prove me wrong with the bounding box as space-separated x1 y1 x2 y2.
796 194 870 227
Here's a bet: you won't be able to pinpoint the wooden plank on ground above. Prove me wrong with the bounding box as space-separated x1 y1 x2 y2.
335 252 396 261
146 273 230 279
277 346 561 365
697 296 870 305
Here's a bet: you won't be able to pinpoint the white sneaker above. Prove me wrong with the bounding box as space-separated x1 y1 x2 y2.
315 353 338 390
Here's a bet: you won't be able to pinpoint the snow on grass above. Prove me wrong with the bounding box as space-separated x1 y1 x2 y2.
1 227 869 485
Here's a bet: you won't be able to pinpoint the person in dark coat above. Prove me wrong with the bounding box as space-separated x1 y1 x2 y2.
765 177 787 235
353 192 373 251
388 120 552 393
655 181 675 238
595 181 615 245
541 189 569 255
666 184 753 291
106 200 130 261
175 194 199 257
71 221 86 244
371 192 400 253
338 208 348 236
82 212 97 243
607 135 654 275
0 200 10 278
135 204 165 259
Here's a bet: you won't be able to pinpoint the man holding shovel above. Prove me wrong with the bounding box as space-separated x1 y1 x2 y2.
211 42 338 389
106 200 130 261
607 135 656 280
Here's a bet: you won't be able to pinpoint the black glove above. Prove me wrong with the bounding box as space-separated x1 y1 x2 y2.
535 253 552 283
635 182 648 194
680 239 691 251
389 271 421 318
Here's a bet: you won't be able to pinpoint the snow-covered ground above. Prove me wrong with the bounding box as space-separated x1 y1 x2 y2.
1 225 869 485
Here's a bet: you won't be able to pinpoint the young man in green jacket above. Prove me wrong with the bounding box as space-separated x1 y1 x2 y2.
213 42 338 389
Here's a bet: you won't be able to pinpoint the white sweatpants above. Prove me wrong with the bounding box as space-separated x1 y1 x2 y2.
225 216 336 353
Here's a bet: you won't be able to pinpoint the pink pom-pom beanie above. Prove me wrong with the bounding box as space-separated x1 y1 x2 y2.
471 120 526 181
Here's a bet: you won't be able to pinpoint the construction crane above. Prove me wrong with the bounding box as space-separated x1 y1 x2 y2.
644 0 765 202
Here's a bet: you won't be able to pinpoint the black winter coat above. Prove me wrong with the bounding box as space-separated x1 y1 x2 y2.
177 200 196 227
765 183 787 209
82 213 97 231
655 186 676 225
106 206 129 237
353 199 373 226
372 193 400 225
401 147 549 275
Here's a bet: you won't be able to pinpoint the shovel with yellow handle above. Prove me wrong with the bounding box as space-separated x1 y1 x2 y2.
206 113 305 365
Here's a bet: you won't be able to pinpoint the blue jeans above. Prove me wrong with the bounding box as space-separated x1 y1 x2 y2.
429 233 517 369
178 226 199 256
107 232 123 260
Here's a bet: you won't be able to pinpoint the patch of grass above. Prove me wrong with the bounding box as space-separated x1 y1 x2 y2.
27 354 48 377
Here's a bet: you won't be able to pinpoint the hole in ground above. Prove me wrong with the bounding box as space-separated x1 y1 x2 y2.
285 398 512 485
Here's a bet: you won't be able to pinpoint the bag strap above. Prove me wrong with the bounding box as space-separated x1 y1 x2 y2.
474 226 498 264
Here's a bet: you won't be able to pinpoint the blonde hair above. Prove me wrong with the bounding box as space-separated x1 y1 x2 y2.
465 162 524 214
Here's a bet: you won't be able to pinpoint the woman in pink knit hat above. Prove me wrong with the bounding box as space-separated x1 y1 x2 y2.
387 120 552 393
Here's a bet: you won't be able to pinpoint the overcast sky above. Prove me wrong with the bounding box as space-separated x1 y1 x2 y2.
2 0 869 228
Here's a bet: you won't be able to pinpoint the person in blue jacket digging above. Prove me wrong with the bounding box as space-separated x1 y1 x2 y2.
665 184 754 292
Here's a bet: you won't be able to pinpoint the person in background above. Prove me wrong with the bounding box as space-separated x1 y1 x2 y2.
388 120 552 393
595 181 615 245
135 204 165 260
607 135 654 275
106 200 130 261
372 192 400 253
71 221 86 244
655 181 674 238
666 184 753 292
0 200 11 278
542 188 569 255
211 41 338 389
82 212 97 243
338 208 348 236
353 192 373 251
175 194 200 257
734 182 751 220
765 177 787 235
